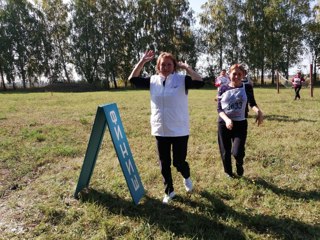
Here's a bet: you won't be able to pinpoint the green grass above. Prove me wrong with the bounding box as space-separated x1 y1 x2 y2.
0 87 319 239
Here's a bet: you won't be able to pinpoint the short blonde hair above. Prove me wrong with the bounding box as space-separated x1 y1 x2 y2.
156 52 177 73
229 64 246 74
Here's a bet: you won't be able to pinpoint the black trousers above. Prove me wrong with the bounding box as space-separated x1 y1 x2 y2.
218 120 247 175
156 136 190 194
294 86 302 99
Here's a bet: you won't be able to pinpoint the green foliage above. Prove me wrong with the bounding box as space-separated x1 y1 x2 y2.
40 0 73 83
305 5 320 80
1 0 51 88
0 0 319 89
0 89 319 239
199 0 314 81
199 0 229 71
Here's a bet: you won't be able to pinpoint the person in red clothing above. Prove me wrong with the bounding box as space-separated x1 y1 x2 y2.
214 69 230 101
215 69 230 89
291 71 305 100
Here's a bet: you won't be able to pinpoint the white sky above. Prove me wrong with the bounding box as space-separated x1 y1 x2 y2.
189 0 206 14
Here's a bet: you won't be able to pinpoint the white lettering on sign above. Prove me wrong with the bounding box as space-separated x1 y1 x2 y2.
109 110 140 192
111 111 124 141
131 175 140 191
119 142 129 158
110 110 117 124
125 157 134 175
114 125 123 141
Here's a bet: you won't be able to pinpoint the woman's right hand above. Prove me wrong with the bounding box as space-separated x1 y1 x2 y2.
219 112 233 130
225 118 233 130
141 50 155 63
128 50 155 79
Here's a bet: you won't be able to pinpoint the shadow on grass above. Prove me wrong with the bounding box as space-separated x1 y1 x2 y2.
199 190 320 240
79 188 245 239
245 177 320 201
258 114 317 123
79 187 320 239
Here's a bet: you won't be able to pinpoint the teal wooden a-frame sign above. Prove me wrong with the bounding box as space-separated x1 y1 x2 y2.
74 103 145 205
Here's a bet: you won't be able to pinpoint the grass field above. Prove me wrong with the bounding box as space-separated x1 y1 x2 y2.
0 87 319 239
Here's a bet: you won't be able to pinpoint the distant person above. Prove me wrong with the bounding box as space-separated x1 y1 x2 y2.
215 69 230 89
242 69 253 86
217 64 263 178
214 69 230 101
242 68 255 116
291 70 305 100
128 50 204 204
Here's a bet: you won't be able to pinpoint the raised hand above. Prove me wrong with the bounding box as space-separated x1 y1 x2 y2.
141 50 155 63
177 61 190 70
129 50 155 79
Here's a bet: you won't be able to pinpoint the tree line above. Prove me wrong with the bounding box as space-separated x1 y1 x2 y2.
0 0 319 90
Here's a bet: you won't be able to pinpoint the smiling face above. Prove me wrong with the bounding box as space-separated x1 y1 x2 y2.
229 64 245 87
156 52 177 77
159 57 175 77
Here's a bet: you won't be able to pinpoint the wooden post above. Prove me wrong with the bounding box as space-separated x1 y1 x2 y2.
310 64 313 98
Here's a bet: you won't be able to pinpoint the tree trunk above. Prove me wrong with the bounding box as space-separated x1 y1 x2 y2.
112 72 117 89
260 61 265 85
58 42 71 83
20 64 27 89
313 52 318 83
62 61 71 83
219 41 223 70
285 46 290 80
0 68 7 90
260 68 264 85
271 62 275 85
105 76 110 89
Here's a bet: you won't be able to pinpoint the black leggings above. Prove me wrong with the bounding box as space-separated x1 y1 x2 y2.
218 120 247 175
156 136 190 194
294 86 302 99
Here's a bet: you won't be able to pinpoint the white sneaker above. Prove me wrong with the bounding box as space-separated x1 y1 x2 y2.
184 177 193 192
162 191 176 204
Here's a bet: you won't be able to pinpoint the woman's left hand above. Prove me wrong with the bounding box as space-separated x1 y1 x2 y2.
177 61 190 70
